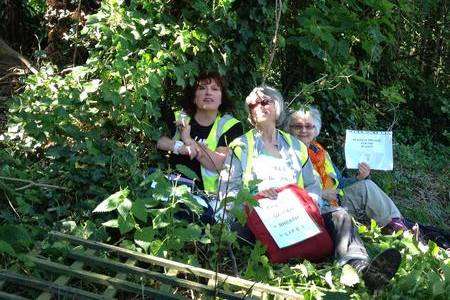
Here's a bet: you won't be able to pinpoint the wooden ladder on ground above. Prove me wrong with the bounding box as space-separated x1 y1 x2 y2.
0 231 302 299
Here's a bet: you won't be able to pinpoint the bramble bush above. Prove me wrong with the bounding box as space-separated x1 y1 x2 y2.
0 0 448 298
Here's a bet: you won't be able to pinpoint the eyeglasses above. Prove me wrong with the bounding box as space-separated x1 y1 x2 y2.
290 124 315 131
248 98 273 110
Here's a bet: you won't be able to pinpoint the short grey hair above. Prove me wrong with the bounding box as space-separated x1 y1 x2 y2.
286 106 322 138
245 86 285 126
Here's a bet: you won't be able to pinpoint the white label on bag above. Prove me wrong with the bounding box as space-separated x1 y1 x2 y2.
345 130 393 170
254 188 321 248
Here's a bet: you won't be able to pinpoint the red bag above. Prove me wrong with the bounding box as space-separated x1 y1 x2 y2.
246 184 333 263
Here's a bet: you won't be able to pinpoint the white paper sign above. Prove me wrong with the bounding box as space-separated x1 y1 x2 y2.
254 188 321 248
344 130 393 170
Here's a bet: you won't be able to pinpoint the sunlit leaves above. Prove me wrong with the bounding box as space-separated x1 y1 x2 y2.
339 264 360 287
93 188 130 213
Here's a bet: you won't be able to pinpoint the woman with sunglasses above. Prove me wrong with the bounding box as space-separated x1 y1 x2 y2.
286 107 407 233
219 87 401 290
157 72 243 194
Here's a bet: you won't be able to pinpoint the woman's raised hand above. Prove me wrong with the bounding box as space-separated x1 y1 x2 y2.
175 119 194 145
356 162 371 180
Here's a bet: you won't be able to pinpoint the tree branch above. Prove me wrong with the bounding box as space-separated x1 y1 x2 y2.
0 38 37 74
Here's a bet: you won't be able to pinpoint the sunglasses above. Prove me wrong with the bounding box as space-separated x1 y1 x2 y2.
248 98 273 110
290 124 315 131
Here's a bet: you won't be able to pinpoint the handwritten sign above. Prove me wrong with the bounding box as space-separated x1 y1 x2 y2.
344 130 393 170
254 188 321 248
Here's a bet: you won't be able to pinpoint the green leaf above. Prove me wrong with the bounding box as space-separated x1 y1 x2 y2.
93 188 129 213
175 164 198 180
0 241 16 256
117 198 132 218
428 271 444 296
324 271 334 289
150 239 165 256
292 263 309 278
428 241 439 257
340 264 360 287
118 214 136 235
102 219 119 228
134 227 154 252
173 224 201 242
84 79 101 93
132 199 148 222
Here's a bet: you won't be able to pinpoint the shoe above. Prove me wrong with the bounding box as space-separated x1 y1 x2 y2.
362 248 402 291
346 258 370 273
382 218 408 234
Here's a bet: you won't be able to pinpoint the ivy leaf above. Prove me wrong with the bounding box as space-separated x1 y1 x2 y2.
132 199 148 222
0 241 16 256
84 79 101 93
102 219 119 228
150 239 164 256
118 215 136 235
173 224 201 242
134 227 154 252
340 264 360 287
93 188 129 213
117 198 132 218
175 164 198 180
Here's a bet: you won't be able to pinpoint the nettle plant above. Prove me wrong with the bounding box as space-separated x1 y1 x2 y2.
91 168 241 267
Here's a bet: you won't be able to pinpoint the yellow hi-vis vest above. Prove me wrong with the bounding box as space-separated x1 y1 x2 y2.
323 151 345 198
174 110 240 193
230 129 309 191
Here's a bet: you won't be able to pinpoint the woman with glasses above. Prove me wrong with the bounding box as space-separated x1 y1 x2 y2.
286 107 407 233
220 87 401 291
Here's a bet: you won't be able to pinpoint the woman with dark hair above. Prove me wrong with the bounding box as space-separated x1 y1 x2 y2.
157 72 243 193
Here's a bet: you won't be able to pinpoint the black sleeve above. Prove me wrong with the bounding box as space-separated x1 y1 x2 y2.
217 122 244 147
159 101 176 136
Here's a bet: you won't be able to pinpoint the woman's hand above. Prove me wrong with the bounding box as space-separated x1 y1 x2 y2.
322 188 338 201
260 188 278 200
175 119 194 145
356 162 371 180
179 144 198 160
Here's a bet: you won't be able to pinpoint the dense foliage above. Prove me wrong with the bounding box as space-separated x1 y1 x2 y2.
0 0 448 298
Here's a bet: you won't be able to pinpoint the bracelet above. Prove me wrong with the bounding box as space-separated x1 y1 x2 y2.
172 140 184 155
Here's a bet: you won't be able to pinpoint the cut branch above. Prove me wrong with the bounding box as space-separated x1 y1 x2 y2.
0 176 68 191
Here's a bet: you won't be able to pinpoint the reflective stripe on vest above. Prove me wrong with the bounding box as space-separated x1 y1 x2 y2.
230 129 308 191
174 110 240 193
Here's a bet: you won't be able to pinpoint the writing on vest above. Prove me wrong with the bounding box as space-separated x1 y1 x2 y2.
230 129 309 193
174 110 240 193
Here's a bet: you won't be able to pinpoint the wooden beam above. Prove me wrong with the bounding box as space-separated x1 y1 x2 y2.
27 255 186 300
68 250 242 300
50 231 301 299
101 258 136 298
0 271 105 300
36 249 96 300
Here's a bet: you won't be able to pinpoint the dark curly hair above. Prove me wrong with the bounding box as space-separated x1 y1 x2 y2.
180 72 234 117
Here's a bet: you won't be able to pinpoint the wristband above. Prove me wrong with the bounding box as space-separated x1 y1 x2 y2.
172 140 184 155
